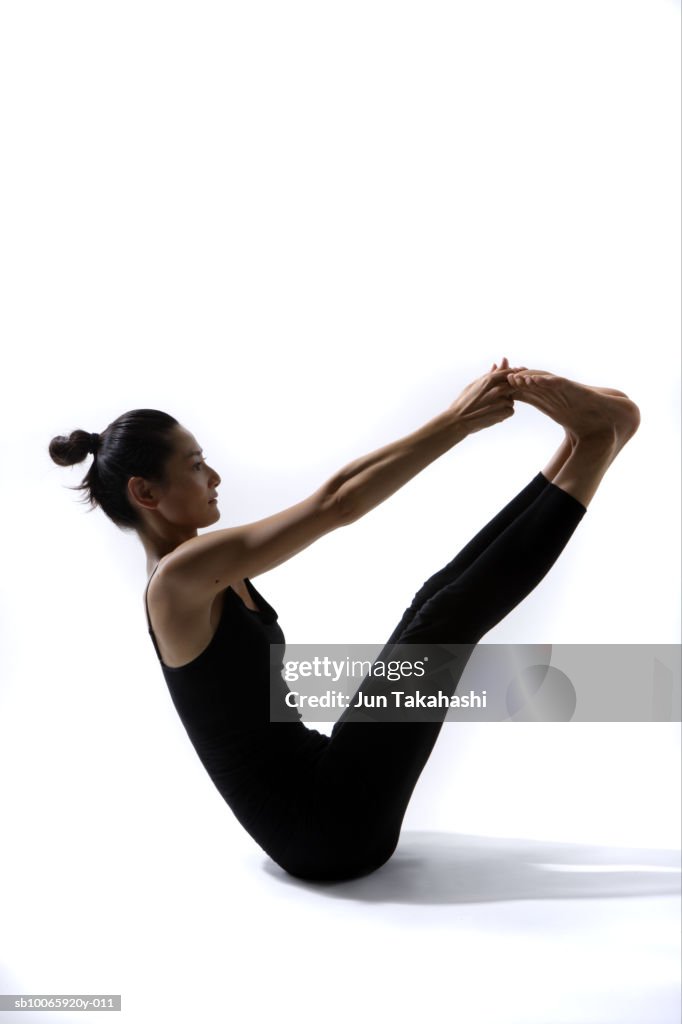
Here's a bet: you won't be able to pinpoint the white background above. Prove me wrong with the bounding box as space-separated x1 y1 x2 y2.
1 1 680 1022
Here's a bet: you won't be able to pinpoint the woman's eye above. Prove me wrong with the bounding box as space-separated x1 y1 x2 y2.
194 462 204 471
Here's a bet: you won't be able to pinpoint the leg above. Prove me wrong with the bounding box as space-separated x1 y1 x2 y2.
317 374 640 878
304 479 587 880
541 430 575 483
384 428 575 647
383 471 550 646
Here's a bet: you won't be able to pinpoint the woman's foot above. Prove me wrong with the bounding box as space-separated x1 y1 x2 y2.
506 370 640 452
509 367 628 398
505 370 641 508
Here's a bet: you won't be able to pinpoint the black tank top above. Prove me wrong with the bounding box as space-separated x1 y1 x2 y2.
144 568 327 853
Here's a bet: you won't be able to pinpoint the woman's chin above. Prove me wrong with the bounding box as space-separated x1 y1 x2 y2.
197 505 221 529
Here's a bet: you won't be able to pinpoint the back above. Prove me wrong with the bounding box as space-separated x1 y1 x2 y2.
144 572 328 851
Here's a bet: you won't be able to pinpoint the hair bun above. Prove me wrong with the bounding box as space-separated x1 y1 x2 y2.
48 408 178 531
48 429 97 467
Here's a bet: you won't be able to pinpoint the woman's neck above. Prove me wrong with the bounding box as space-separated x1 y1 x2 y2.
138 523 197 577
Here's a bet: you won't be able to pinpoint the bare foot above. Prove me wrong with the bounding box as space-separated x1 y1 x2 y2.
507 368 631 445
506 370 640 451
509 368 628 399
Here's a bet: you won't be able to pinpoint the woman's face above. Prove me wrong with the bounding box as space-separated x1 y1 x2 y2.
153 425 222 530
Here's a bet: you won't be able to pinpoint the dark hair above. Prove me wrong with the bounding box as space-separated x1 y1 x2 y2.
49 409 180 531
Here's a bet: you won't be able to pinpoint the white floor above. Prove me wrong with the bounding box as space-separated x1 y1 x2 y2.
2 722 680 1024
3 830 680 1024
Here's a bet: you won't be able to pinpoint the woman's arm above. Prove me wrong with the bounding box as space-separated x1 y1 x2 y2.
158 366 514 609
330 366 515 523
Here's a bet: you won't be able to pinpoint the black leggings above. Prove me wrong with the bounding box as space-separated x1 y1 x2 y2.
277 472 587 882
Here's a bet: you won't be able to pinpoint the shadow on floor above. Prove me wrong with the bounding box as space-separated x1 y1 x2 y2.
262 831 682 904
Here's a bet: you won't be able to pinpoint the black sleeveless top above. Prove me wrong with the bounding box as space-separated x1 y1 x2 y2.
144 569 328 855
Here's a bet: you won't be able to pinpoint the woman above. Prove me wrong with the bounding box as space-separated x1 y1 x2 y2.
49 359 640 882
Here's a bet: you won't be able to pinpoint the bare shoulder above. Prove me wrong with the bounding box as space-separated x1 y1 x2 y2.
146 557 239 667
148 554 230 620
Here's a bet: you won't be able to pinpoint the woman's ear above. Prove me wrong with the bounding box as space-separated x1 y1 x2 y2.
127 476 161 513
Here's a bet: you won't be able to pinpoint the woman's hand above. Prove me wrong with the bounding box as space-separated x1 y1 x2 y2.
448 357 523 437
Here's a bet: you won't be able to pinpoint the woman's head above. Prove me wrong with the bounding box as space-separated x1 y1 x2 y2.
49 410 221 535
